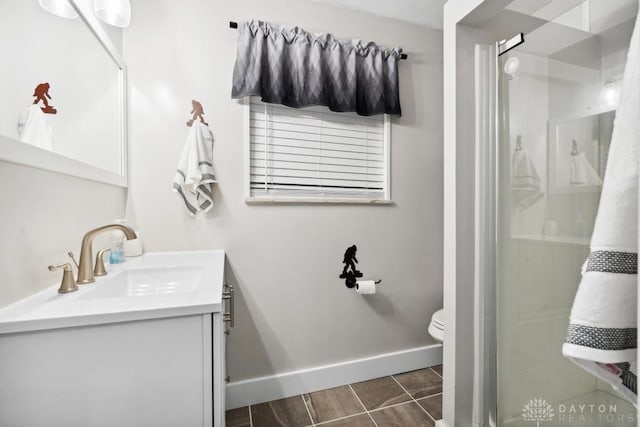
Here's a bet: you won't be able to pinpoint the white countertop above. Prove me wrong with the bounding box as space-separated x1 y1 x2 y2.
0 250 225 335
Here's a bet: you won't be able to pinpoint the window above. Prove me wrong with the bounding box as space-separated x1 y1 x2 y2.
244 97 391 203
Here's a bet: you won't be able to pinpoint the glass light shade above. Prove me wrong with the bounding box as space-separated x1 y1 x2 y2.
39 0 78 19
601 81 621 108
94 0 131 28
503 57 520 77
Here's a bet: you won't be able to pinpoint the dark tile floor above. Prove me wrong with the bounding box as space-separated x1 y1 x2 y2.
226 365 442 427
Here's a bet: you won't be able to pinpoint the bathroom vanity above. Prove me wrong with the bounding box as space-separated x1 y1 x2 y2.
0 250 229 427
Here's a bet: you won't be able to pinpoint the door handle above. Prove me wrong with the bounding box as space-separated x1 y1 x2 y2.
222 283 234 327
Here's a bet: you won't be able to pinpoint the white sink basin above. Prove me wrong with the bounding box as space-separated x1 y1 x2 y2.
79 266 204 300
0 250 225 334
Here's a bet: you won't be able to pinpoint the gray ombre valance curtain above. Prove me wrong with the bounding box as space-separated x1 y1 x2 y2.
231 20 402 116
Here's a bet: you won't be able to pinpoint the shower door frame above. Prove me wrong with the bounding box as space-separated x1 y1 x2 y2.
442 1 510 426
473 41 499 427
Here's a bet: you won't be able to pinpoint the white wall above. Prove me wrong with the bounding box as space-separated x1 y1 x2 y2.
0 152 126 307
124 0 443 384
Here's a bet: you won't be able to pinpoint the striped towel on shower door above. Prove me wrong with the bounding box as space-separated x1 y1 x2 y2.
562 7 640 405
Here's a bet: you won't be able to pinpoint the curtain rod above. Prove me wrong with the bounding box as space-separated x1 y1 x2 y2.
229 21 408 60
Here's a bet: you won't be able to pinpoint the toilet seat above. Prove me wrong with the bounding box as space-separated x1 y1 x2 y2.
428 309 444 342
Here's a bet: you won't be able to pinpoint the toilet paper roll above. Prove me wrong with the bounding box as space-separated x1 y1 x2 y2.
356 280 376 295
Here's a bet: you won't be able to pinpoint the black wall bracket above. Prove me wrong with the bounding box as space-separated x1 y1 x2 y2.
339 245 363 288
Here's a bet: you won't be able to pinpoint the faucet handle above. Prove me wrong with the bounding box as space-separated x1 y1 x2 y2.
48 263 78 294
94 248 111 277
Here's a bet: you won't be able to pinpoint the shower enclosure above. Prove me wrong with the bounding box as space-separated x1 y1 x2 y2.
491 1 636 426
444 1 638 426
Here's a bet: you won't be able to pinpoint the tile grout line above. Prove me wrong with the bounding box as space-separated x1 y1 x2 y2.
427 366 444 422
409 397 438 423
313 411 370 426
394 370 443 402
301 394 315 427
238 369 442 427
417 391 444 400
430 366 442 378
365 398 439 427
348 384 379 427
368 399 421 413
348 384 370 414
390 374 419 405
390 374 439 423
366 410 380 427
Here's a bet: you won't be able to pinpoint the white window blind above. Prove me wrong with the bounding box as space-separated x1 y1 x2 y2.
246 97 390 202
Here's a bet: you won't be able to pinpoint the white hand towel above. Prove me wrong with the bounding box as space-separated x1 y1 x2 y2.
570 152 603 186
17 104 53 150
563 7 640 405
173 121 217 217
512 148 543 209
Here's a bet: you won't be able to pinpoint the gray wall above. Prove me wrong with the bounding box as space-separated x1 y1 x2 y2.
124 0 444 382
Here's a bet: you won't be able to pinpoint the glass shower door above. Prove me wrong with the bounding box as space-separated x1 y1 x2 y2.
494 2 638 426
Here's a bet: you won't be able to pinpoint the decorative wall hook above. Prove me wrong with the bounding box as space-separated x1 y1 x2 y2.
515 134 523 151
571 139 579 156
186 99 208 127
339 244 363 288
33 82 57 114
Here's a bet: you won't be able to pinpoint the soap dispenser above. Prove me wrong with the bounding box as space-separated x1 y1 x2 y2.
109 226 126 264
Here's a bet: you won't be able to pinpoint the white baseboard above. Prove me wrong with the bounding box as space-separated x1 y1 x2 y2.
226 344 442 409
435 420 448 427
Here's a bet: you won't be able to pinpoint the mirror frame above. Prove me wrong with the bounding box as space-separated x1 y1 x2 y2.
547 105 615 195
0 0 127 187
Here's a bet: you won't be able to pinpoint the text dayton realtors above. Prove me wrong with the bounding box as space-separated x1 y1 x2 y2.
557 403 635 424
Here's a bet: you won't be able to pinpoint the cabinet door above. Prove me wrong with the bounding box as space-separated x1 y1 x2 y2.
0 315 210 427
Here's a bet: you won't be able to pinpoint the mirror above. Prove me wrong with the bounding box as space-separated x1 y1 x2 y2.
548 108 615 194
0 0 126 186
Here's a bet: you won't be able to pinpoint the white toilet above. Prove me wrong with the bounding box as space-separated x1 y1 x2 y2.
428 309 444 343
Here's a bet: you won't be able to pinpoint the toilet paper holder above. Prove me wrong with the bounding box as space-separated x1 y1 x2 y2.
347 277 383 290
354 279 382 294
361 279 383 287
338 244 382 288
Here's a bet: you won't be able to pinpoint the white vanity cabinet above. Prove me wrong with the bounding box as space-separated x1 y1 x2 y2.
0 250 229 427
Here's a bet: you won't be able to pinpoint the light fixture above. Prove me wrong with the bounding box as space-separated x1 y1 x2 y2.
503 56 520 79
601 80 621 108
39 0 78 19
94 0 131 28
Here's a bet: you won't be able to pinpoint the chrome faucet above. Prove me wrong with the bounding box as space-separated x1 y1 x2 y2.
77 224 137 284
